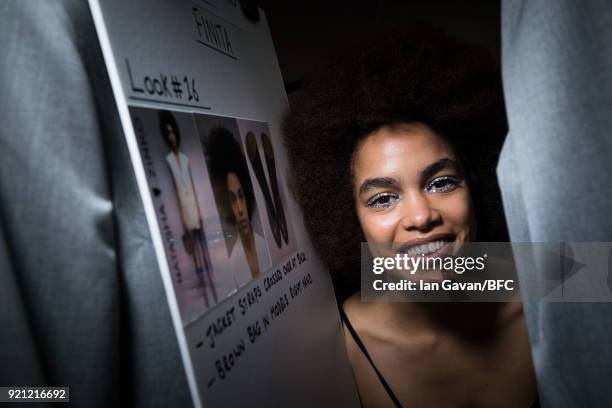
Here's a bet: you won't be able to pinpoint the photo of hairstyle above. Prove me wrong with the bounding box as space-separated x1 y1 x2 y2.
207 126 257 227
197 115 271 288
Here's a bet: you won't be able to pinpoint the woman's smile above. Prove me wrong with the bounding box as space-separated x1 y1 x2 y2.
353 122 475 257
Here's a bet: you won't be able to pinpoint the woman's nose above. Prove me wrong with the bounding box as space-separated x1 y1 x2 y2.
400 191 440 231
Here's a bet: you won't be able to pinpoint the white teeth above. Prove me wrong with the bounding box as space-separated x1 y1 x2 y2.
405 240 446 256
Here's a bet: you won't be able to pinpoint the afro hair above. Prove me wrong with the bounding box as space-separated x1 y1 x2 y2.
282 26 509 302
204 126 256 224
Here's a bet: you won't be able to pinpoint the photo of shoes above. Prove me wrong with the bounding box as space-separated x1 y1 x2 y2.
238 119 297 264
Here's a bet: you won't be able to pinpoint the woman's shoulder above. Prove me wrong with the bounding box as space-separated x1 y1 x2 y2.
341 293 385 341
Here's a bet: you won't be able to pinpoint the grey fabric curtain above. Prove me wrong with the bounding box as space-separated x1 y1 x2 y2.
499 0 612 406
0 1 191 406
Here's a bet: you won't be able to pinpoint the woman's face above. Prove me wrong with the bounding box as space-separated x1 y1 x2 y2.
166 124 178 150
227 172 251 237
352 122 475 263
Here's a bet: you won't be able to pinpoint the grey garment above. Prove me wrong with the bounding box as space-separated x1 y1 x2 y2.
0 1 191 407
499 0 612 406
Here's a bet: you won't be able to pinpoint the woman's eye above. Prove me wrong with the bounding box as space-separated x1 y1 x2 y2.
366 192 400 209
425 176 460 193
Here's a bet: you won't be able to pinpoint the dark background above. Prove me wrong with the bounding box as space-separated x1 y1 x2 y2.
256 0 501 104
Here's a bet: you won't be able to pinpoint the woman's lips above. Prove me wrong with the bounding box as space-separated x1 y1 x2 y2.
396 236 456 277
425 241 453 258
397 234 456 256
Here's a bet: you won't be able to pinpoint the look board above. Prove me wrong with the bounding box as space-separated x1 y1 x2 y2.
88 0 361 406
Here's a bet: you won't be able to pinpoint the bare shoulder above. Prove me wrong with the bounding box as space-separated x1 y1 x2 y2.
340 292 371 357
341 292 363 323
340 294 398 408
339 299 536 407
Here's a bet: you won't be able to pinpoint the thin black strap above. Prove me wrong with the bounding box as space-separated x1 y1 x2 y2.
340 308 403 408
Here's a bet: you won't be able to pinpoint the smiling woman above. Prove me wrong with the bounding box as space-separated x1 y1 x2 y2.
354 123 474 283
283 27 538 407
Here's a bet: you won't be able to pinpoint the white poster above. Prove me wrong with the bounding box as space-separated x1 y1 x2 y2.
88 0 360 406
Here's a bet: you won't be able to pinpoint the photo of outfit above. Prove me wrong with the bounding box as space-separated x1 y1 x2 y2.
166 151 201 231
166 150 217 307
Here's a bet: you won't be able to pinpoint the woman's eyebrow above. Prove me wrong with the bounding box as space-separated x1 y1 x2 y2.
420 158 459 182
358 177 401 195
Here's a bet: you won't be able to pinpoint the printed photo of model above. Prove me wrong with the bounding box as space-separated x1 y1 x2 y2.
203 125 270 288
159 110 217 307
